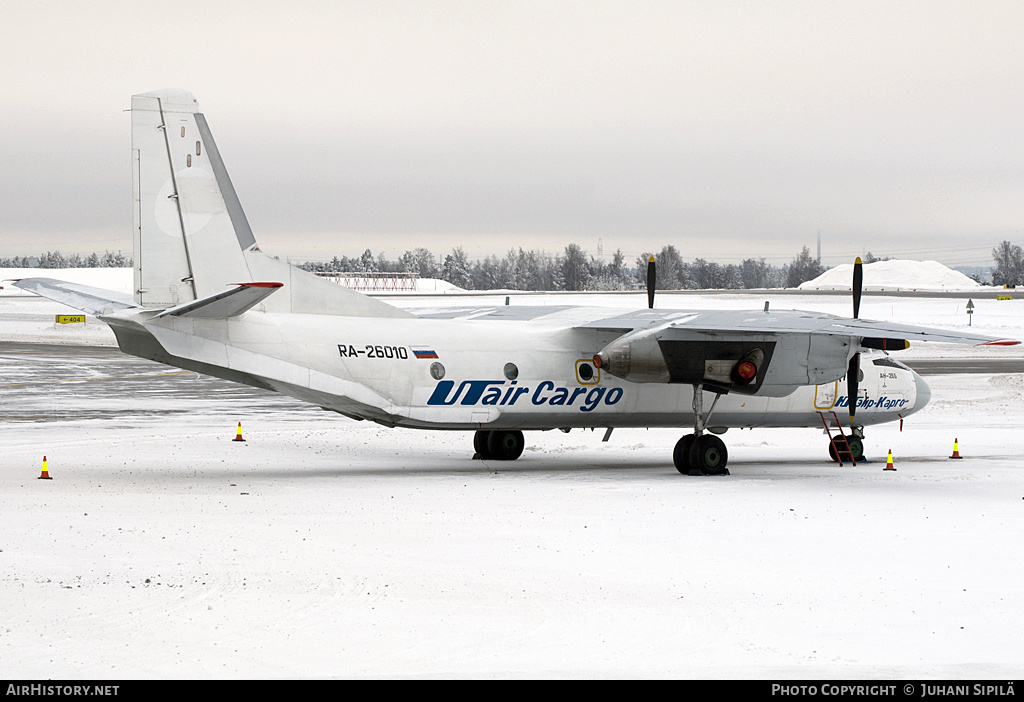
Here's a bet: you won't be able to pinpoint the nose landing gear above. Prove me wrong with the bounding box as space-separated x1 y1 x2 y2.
827 433 865 463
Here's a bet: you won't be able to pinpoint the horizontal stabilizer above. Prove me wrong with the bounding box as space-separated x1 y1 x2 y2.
153 282 283 319
11 277 140 316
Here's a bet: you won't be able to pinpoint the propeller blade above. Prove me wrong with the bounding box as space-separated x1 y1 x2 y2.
646 255 656 309
849 257 863 424
852 256 863 319
847 353 860 425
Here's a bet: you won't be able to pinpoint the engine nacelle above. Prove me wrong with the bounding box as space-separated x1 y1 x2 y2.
593 331 669 383
593 330 776 394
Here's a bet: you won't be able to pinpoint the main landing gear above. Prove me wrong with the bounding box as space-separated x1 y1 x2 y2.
674 433 729 475
473 430 525 461
673 384 730 476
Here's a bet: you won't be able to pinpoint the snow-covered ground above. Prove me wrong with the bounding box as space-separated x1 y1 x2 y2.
1 272 1023 677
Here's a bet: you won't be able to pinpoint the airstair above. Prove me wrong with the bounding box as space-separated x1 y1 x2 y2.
819 411 857 466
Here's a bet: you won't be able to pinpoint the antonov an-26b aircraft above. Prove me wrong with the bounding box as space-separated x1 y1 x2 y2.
15 90 1020 475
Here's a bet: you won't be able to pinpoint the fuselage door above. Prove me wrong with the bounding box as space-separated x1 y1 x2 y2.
814 380 838 410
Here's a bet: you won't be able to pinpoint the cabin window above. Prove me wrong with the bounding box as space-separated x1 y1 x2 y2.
430 362 445 380
503 363 518 380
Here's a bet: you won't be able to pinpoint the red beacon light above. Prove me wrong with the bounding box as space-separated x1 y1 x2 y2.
735 360 757 383
731 348 765 387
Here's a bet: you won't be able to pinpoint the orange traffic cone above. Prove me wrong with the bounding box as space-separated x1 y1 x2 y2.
884 450 896 471
38 456 52 480
950 438 963 459
233 422 246 442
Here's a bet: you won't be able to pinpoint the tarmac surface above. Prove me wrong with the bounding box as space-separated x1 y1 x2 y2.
0 342 310 424
904 357 1024 374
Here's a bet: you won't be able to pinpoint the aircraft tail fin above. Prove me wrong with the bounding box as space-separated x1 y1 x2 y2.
131 89 412 319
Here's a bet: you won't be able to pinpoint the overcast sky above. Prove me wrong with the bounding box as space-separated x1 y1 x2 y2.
3 0 1023 267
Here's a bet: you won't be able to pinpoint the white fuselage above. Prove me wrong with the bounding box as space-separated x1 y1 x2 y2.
131 307 927 432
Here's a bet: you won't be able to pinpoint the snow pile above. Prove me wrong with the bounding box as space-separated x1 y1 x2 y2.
799 260 981 291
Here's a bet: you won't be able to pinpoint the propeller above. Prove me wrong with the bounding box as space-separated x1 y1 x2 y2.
852 255 863 318
847 257 863 425
646 256 656 309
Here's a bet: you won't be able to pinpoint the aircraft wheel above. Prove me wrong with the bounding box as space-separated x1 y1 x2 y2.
486 430 525 461
848 437 865 462
689 434 729 475
827 437 865 462
673 434 695 475
473 430 492 459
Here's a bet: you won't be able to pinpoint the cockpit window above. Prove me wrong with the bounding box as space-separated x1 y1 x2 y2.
872 356 911 371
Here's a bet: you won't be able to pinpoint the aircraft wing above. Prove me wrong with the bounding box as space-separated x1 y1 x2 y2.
582 309 1019 346
415 303 1018 346
10 277 140 316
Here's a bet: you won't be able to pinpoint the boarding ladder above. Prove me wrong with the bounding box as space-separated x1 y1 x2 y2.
819 411 857 466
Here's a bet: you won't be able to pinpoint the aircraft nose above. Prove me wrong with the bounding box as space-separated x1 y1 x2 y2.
913 371 931 409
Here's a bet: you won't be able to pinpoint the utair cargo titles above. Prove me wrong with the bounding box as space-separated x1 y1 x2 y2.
427 379 624 412
834 394 909 410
